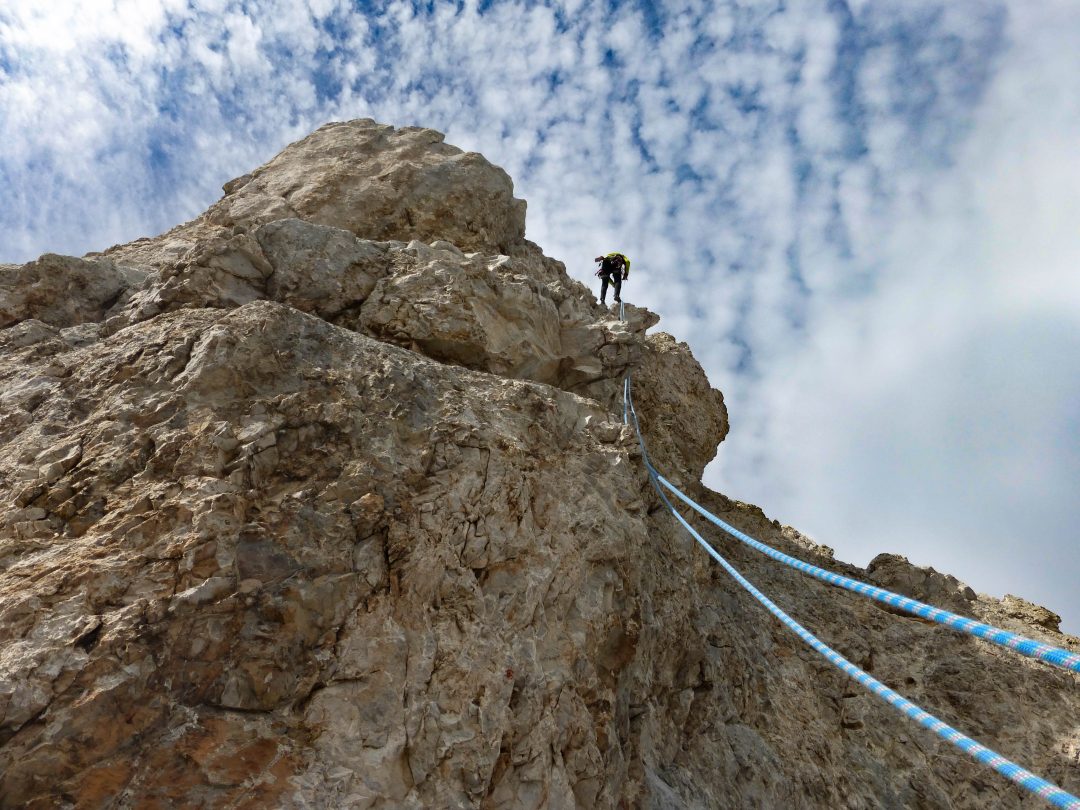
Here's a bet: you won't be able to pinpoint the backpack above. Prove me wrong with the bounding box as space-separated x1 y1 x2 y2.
601 254 625 276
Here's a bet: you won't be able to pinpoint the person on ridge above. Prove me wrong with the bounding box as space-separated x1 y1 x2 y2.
594 251 630 306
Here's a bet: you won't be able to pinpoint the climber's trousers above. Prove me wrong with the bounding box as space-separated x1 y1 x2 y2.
600 273 622 303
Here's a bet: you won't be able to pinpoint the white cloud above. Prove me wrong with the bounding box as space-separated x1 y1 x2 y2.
710 2 1080 628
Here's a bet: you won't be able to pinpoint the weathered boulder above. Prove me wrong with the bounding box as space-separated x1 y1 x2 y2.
1000 593 1063 633
867 553 978 614
0 254 145 329
256 218 389 318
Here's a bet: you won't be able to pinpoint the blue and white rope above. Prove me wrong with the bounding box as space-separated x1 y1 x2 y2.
653 473 1080 675
617 302 1079 673
622 373 1080 809
620 301 629 425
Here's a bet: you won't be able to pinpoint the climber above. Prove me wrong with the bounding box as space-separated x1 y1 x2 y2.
594 252 630 306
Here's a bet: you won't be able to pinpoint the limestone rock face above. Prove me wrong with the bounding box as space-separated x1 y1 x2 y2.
213 120 527 254
103 120 526 270
1 121 1078 809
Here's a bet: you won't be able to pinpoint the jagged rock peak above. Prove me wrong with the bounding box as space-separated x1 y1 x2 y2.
104 119 529 269
217 120 527 250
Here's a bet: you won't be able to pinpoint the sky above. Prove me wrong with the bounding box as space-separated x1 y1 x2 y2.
2 0 1078 632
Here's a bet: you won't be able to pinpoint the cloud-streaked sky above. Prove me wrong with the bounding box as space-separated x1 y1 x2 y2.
3 0 1078 631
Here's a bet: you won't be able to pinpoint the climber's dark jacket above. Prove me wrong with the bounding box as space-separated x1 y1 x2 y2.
594 252 630 305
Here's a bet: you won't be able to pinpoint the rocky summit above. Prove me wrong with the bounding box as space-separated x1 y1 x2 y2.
0 119 1077 809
